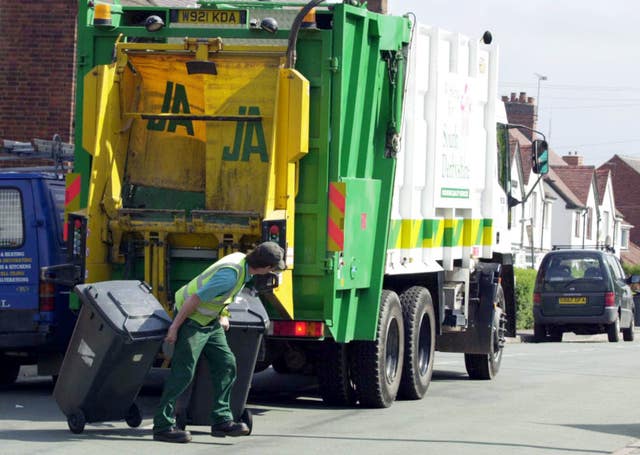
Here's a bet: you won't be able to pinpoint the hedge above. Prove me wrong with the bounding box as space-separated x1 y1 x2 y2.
514 267 537 330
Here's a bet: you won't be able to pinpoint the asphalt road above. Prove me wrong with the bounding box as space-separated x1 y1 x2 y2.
2 332 640 455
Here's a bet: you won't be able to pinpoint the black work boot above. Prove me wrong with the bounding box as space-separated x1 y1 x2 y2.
153 427 192 443
211 420 250 437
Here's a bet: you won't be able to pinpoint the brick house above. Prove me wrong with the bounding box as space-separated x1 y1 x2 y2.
0 1 78 143
598 155 640 247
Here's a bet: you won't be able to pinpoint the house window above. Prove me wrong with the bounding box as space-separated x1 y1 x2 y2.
621 229 630 249
586 208 593 240
574 211 581 237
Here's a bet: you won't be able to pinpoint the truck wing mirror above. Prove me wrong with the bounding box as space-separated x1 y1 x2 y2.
532 139 549 175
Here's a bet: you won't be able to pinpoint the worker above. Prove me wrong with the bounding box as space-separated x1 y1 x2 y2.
152 241 285 443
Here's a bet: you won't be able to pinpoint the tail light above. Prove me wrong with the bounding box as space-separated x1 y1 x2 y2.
271 321 324 338
604 292 615 307
39 282 55 312
533 292 541 305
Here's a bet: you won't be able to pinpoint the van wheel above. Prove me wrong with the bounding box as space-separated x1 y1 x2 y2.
351 290 404 408
465 285 505 380
622 316 635 342
0 356 20 385
607 317 621 342
397 286 435 400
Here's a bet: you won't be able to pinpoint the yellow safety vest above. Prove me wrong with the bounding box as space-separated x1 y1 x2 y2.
175 252 247 326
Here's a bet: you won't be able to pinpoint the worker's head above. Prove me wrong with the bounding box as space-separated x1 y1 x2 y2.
246 241 285 274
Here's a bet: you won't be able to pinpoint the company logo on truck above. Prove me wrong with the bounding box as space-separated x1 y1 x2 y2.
146 82 268 162
147 82 195 136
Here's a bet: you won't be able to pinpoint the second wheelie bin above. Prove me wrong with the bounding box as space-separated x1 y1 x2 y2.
53 280 172 434
175 287 269 433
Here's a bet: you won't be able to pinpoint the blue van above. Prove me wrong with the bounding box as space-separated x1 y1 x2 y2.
0 172 76 384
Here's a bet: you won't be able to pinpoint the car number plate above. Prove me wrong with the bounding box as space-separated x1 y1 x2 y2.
558 296 587 304
174 9 247 25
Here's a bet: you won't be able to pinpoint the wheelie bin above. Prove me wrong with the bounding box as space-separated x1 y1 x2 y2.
175 288 269 433
54 280 172 434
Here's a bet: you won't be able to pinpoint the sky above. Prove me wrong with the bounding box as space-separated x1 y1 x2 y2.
388 0 640 167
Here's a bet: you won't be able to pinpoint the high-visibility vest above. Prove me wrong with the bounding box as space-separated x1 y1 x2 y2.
175 252 247 326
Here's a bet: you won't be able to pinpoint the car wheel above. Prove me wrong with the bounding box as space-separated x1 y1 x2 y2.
622 315 635 342
533 324 547 343
607 316 621 342
548 328 563 343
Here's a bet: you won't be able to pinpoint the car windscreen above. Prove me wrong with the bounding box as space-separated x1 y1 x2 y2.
539 252 609 292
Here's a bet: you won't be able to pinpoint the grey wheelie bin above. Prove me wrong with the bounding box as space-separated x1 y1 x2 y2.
54 280 171 434
175 288 269 434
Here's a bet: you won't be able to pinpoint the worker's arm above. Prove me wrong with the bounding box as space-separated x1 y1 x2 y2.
165 293 201 344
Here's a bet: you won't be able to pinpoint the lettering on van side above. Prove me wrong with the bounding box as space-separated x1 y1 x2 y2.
0 299 9 308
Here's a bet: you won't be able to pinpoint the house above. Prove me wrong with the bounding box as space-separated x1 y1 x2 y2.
502 92 630 265
598 155 640 248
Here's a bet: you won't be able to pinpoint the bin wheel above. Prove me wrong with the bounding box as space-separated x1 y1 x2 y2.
240 408 253 435
125 403 142 428
175 413 187 431
68 411 86 434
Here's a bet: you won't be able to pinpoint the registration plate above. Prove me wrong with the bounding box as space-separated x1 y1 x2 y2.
173 9 247 26
558 296 587 304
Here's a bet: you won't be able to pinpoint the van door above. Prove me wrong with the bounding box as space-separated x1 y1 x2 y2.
0 180 40 341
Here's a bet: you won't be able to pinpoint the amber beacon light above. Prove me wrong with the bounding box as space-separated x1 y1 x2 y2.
93 3 112 26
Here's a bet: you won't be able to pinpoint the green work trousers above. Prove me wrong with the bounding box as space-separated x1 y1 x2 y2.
153 318 236 433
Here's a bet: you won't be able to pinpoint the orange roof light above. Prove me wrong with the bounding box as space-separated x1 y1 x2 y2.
93 3 112 27
301 8 316 28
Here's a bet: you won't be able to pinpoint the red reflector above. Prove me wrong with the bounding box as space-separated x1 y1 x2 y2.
533 292 541 305
272 320 324 337
39 282 55 312
604 292 615 307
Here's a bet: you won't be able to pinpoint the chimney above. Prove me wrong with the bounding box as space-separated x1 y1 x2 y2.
563 152 584 166
502 91 536 140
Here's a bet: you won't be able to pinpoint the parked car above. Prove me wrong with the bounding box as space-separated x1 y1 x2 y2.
533 248 636 343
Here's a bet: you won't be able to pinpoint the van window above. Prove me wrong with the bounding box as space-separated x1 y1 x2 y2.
0 188 24 248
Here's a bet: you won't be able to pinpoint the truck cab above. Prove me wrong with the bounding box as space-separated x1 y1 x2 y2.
0 172 76 384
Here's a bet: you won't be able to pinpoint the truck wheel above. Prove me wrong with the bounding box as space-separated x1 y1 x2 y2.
125 403 142 428
317 340 357 406
464 285 505 380
623 316 635 342
0 356 20 386
397 286 435 400
607 316 621 342
351 290 404 408
68 411 86 434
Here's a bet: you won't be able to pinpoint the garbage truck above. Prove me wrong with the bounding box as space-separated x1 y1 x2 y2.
59 0 547 408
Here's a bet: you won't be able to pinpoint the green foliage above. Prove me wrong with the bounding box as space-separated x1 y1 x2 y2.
622 263 640 276
514 267 537 330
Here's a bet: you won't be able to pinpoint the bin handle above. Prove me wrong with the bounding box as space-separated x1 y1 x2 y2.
120 312 172 342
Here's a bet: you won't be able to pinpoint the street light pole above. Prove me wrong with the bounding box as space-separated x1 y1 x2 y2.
534 72 547 125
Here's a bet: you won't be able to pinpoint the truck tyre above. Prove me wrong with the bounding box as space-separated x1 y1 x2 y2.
622 316 635 342
607 316 621 342
0 356 20 386
397 286 435 400
464 285 505 380
317 340 357 406
351 290 404 408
